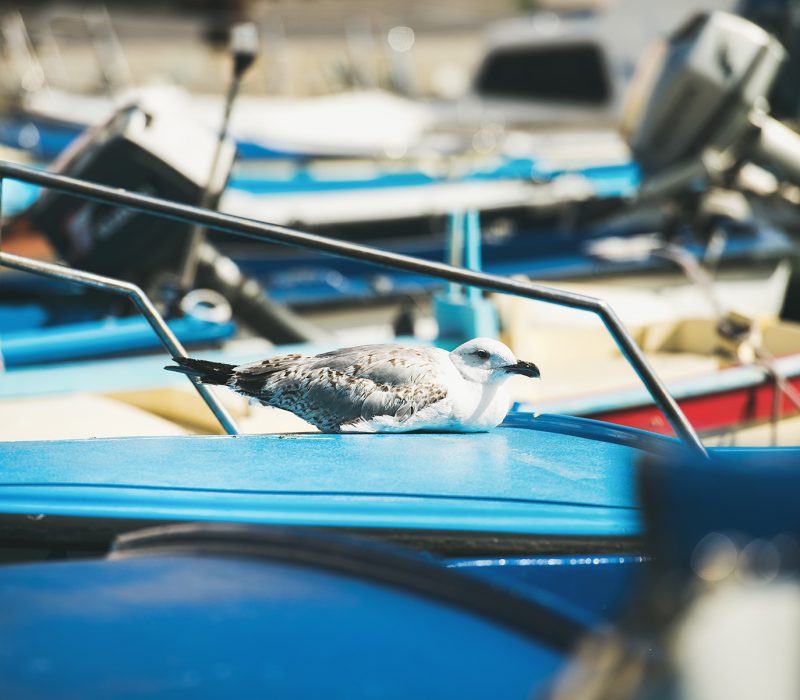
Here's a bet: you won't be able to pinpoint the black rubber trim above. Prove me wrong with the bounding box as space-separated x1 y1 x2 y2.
0 513 644 558
111 522 592 651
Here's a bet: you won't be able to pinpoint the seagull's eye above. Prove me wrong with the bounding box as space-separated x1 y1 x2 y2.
472 349 490 361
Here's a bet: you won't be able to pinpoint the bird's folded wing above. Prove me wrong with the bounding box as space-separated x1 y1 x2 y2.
241 366 447 431
306 344 445 385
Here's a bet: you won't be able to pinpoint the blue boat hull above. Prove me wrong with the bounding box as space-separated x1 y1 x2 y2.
0 548 568 699
223 219 793 307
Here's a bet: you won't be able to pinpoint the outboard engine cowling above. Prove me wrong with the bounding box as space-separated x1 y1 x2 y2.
620 10 800 194
27 103 235 283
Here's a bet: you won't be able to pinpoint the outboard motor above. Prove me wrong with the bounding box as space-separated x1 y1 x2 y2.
620 11 800 189
21 103 324 343
619 10 800 323
27 103 234 283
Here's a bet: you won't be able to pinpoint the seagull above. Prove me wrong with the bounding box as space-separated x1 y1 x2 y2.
165 338 540 433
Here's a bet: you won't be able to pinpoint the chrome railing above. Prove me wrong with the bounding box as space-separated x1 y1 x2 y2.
0 159 707 455
0 250 239 435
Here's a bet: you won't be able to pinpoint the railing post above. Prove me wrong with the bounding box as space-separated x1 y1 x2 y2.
0 251 239 436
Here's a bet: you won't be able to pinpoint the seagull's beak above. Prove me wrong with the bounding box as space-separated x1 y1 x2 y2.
502 360 541 378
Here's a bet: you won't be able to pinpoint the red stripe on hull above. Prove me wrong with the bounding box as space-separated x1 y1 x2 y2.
585 373 800 436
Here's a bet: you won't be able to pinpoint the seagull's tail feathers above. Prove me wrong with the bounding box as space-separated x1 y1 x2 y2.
165 357 237 386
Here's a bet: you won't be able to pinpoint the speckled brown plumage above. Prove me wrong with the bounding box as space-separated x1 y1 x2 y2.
226 345 450 431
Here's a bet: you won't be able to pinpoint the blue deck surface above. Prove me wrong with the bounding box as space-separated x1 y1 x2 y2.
0 554 563 699
0 423 645 537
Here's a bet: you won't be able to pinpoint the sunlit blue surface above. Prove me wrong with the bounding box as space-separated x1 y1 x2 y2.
1 172 41 213
0 555 564 699
0 314 236 368
0 420 647 536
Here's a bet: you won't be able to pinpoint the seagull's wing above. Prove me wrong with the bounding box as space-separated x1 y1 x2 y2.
306 344 447 386
230 362 447 432
221 345 450 431
229 345 444 392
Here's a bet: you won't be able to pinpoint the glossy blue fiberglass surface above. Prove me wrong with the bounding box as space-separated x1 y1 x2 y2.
0 314 236 367
0 175 41 213
0 555 563 699
0 417 653 536
447 554 648 627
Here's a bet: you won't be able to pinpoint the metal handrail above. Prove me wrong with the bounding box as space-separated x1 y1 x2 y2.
0 251 239 436
0 159 706 456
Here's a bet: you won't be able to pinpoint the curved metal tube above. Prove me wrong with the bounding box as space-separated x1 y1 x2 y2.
0 160 705 455
0 250 239 436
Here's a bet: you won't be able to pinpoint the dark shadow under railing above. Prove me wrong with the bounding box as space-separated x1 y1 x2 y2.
0 159 707 456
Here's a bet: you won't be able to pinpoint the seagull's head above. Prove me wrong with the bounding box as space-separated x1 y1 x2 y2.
450 338 540 384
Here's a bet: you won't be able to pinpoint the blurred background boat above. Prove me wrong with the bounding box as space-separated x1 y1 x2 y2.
5 0 800 450
0 0 731 161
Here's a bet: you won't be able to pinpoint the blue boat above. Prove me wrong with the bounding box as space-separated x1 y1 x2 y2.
221 214 793 308
2 415 795 698
1 154 798 697
2 13 798 696
1 142 790 366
